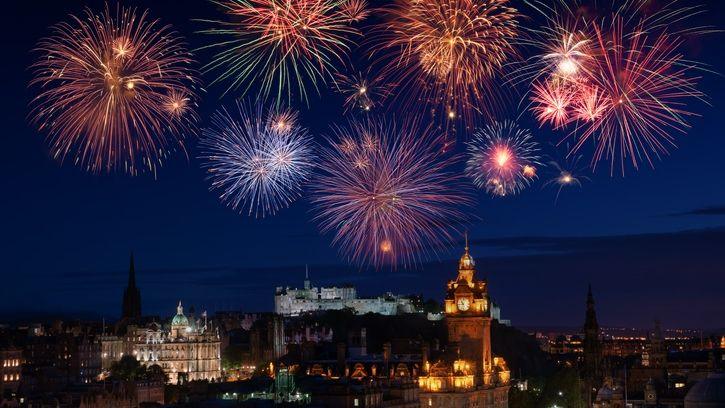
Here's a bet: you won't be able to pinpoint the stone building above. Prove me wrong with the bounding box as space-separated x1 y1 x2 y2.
417 242 510 407
131 301 222 384
275 268 416 316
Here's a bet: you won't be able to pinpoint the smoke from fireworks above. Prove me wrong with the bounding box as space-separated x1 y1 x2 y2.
29 5 199 175
199 102 314 218
374 0 520 126
466 121 541 197
198 0 358 104
312 119 472 268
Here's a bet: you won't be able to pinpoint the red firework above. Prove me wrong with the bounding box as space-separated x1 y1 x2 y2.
29 5 199 175
570 18 704 173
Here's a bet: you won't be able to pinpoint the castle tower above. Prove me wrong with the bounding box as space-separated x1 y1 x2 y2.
121 253 142 321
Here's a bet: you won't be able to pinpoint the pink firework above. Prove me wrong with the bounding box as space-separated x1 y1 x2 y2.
531 80 575 129
466 120 541 197
570 18 704 173
29 5 199 175
311 119 473 268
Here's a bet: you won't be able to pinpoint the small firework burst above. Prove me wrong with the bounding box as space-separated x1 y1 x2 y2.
373 0 520 125
197 0 358 104
340 0 370 23
311 118 472 268
334 71 392 113
29 5 200 175
466 121 541 197
199 102 314 218
531 80 575 129
544 154 589 202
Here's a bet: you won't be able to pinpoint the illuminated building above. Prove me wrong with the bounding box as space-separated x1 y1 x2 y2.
275 268 416 316
0 346 21 394
418 242 510 407
130 301 222 384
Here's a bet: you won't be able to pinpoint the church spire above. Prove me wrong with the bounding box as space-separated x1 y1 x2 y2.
121 253 142 321
583 284 603 404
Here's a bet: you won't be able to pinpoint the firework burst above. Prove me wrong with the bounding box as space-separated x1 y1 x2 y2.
340 0 370 23
199 102 314 218
334 71 392 113
466 121 541 197
197 0 358 104
530 80 575 129
29 5 199 175
312 118 472 268
568 19 705 173
373 0 520 126
544 154 589 203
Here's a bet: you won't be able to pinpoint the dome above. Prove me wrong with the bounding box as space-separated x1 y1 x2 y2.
685 372 725 408
171 301 189 327
459 250 475 270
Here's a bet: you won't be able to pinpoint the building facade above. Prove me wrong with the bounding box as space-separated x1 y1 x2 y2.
418 244 510 407
131 302 222 384
274 269 416 316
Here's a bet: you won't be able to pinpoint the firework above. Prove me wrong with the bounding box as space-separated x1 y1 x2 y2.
29 5 199 175
570 18 705 173
373 0 520 125
466 121 541 197
311 118 472 268
531 80 575 129
199 102 314 218
334 71 392 113
340 0 370 23
521 0 710 174
197 0 358 104
544 154 589 202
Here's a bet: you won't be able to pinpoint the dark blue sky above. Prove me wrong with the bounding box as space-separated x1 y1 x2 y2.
1 0 724 329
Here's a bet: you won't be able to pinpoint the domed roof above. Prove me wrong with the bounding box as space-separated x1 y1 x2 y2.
685 373 725 406
171 301 189 327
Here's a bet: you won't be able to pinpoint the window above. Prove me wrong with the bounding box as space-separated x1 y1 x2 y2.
354 398 359 407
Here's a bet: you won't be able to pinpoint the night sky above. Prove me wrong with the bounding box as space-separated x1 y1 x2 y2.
1 0 724 329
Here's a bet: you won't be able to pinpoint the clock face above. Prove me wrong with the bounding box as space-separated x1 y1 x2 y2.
457 298 470 311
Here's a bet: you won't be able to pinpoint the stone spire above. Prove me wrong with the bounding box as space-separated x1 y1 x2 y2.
121 253 142 321
583 284 603 404
304 265 311 290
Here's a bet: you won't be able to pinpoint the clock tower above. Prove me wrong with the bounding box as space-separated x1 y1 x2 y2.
444 241 493 383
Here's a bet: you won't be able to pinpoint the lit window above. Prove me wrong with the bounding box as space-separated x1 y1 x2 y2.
354 398 359 407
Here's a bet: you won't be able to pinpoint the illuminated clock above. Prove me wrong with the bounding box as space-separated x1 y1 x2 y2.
456 298 470 311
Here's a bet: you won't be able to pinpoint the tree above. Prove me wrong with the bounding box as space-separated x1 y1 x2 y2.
145 364 169 383
110 355 145 381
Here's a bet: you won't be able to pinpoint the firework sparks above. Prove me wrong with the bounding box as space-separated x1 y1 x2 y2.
312 118 472 268
29 5 199 175
334 71 392 113
373 0 520 125
544 154 589 203
199 102 314 218
531 80 575 129
466 121 541 197
340 0 370 23
570 18 705 173
197 0 358 104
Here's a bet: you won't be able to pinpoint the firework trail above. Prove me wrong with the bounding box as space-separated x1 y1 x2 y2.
311 118 473 268
199 102 314 218
29 5 199 175
197 0 358 104
466 121 541 197
372 0 520 127
340 0 370 23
